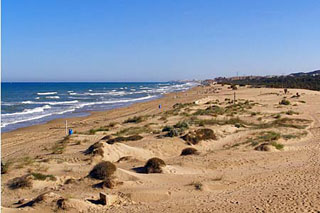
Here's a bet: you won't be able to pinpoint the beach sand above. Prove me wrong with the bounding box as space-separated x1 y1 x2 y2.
2 84 320 212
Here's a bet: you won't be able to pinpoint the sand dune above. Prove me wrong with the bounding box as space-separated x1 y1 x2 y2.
2 84 320 212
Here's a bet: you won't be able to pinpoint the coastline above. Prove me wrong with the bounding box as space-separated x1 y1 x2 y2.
2 82 197 133
2 84 320 212
1 95 160 133
2 85 206 160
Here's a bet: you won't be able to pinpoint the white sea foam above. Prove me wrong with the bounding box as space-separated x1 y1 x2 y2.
21 100 79 105
1 107 75 127
2 105 51 117
1 114 52 127
75 95 156 109
2 102 16 106
37 92 57 95
21 101 33 104
84 91 127 96
45 96 60 99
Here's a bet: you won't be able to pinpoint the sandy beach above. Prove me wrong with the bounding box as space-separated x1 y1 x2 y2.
2 84 320 212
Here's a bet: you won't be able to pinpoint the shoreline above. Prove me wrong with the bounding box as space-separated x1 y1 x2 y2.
1 85 206 159
1 81 198 134
1 95 161 134
2 84 320 212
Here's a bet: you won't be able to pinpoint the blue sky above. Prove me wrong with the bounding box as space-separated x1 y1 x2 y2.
2 0 320 82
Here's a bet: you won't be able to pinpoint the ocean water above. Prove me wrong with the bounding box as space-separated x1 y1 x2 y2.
1 82 196 132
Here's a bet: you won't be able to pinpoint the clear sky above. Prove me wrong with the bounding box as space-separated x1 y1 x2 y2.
2 0 320 82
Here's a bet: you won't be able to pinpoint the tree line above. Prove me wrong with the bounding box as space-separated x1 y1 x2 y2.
217 75 320 91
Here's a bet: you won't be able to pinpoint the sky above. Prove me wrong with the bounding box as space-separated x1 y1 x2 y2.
2 0 320 82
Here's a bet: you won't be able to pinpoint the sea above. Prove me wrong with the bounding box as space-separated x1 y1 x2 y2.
1 82 197 132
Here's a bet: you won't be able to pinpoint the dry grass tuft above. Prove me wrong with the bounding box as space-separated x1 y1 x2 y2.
124 116 146 123
107 135 143 144
31 172 57 181
51 136 70 154
189 181 203 190
8 175 32 189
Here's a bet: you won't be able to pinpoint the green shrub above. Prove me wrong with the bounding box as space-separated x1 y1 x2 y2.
162 125 174 132
182 128 216 145
166 128 180 137
270 142 284 150
89 127 109 135
193 105 224 116
173 102 195 109
257 131 280 142
174 121 189 130
89 161 116 180
181 147 199 156
31 173 56 181
279 99 290 105
107 135 143 144
144 157 166 174
231 85 238 90
285 110 299 115
282 131 307 140
115 126 152 136
124 116 145 123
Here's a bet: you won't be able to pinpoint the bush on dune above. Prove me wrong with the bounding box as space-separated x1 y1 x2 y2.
279 99 290 105
254 143 271 151
85 142 103 155
106 135 143 144
31 173 56 181
166 128 180 137
2 161 9 174
8 175 32 190
182 128 216 145
174 121 189 130
124 116 145 123
162 125 174 132
163 121 190 138
181 147 199 156
89 161 116 180
144 157 166 174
